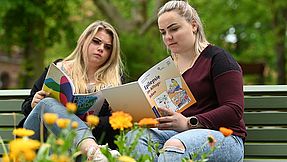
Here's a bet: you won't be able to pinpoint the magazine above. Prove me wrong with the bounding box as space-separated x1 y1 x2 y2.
42 63 105 119
101 56 196 122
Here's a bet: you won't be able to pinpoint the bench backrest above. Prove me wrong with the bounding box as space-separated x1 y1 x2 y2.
0 86 287 160
0 89 29 156
243 85 287 160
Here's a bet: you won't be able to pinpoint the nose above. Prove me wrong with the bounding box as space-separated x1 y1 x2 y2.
165 32 173 41
97 43 104 52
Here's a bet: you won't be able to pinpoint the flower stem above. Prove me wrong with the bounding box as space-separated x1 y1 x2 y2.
0 136 8 155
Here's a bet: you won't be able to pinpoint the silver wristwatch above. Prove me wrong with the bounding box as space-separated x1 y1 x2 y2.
187 116 199 128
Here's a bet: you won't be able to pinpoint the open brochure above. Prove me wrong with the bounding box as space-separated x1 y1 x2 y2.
101 56 196 122
42 63 105 120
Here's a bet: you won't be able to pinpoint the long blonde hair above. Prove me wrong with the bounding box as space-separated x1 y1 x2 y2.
158 0 209 58
64 21 123 93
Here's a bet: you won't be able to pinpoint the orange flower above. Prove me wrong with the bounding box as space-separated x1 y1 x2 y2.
219 127 233 137
207 135 217 148
71 121 79 129
109 111 133 130
56 118 71 129
138 118 159 127
86 115 100 127
13 128 35 137
66 102 77 113
43 113 58 124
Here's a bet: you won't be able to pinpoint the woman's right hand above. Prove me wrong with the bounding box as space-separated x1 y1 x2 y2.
31 90 49 108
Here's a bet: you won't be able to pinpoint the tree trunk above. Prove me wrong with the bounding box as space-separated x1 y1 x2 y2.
20 19 45 88
92 0 169 34
272 5 287 84
275 27 286 84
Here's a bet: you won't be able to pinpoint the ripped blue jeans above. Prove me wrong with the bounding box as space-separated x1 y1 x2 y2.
23 97 95 146
126 128 244 162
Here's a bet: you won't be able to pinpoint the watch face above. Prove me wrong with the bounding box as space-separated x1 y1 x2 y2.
190 117 198 125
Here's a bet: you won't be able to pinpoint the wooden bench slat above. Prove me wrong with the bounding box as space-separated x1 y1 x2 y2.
0 100 24 112
244 85 287 93
0 114 24 126
0 89 30 98
244 96 287 109
245 143 287 157
0 86 287 161
244 85 287 96
246 128 287 142
0 128 14 141
244 112 287 125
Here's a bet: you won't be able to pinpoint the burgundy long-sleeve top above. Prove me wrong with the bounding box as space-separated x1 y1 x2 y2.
182 44 247 140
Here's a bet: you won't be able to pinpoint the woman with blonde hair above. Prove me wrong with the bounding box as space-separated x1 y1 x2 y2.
21 20 123 161
126 1 246 161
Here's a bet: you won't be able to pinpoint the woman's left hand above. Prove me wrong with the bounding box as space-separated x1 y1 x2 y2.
156 107 189 132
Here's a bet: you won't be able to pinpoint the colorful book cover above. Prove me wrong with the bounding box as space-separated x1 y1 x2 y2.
43 63 104 119
101 56 196 121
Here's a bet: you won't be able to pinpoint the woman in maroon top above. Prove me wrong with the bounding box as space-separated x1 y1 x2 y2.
126 1 246 161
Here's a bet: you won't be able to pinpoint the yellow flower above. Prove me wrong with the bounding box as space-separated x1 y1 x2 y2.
71 121 79 129
109 111 133 130
138 118 159 127
86 115 99 127
9 138 41 161
56 139 64 145
118 155 136 162
219 127 233 137
43 113 58 124
56 118 71 129
207 135 217 148
66 102 77 113
58 155 71 162
2 154 10 162
50 154 58 162
12 128 35 137
23 150 36 161
50 154 71 162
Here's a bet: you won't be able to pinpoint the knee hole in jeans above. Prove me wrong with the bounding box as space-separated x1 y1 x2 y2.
162 139 185 153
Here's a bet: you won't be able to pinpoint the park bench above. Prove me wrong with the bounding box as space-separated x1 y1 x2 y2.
243 85 287 162
1 85 287 161
0 89 29 159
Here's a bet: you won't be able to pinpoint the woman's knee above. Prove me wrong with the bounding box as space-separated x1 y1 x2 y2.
163 139 185 152
39 97 58 107
33 97 53 110
36 97 65 113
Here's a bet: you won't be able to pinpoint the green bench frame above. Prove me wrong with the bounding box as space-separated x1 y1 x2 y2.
1 86 287 161
243 85 287 162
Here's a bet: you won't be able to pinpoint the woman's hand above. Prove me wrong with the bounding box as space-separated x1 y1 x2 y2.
31 90 49 108
156 107 189 132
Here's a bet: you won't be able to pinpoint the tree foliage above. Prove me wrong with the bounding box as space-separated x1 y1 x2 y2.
191 0 286 84
0 0 80 88
0 0 286 86
91 0 286 84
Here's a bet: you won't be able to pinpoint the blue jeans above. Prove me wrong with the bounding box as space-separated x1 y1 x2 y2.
126 128 244 162
23 97 95 146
